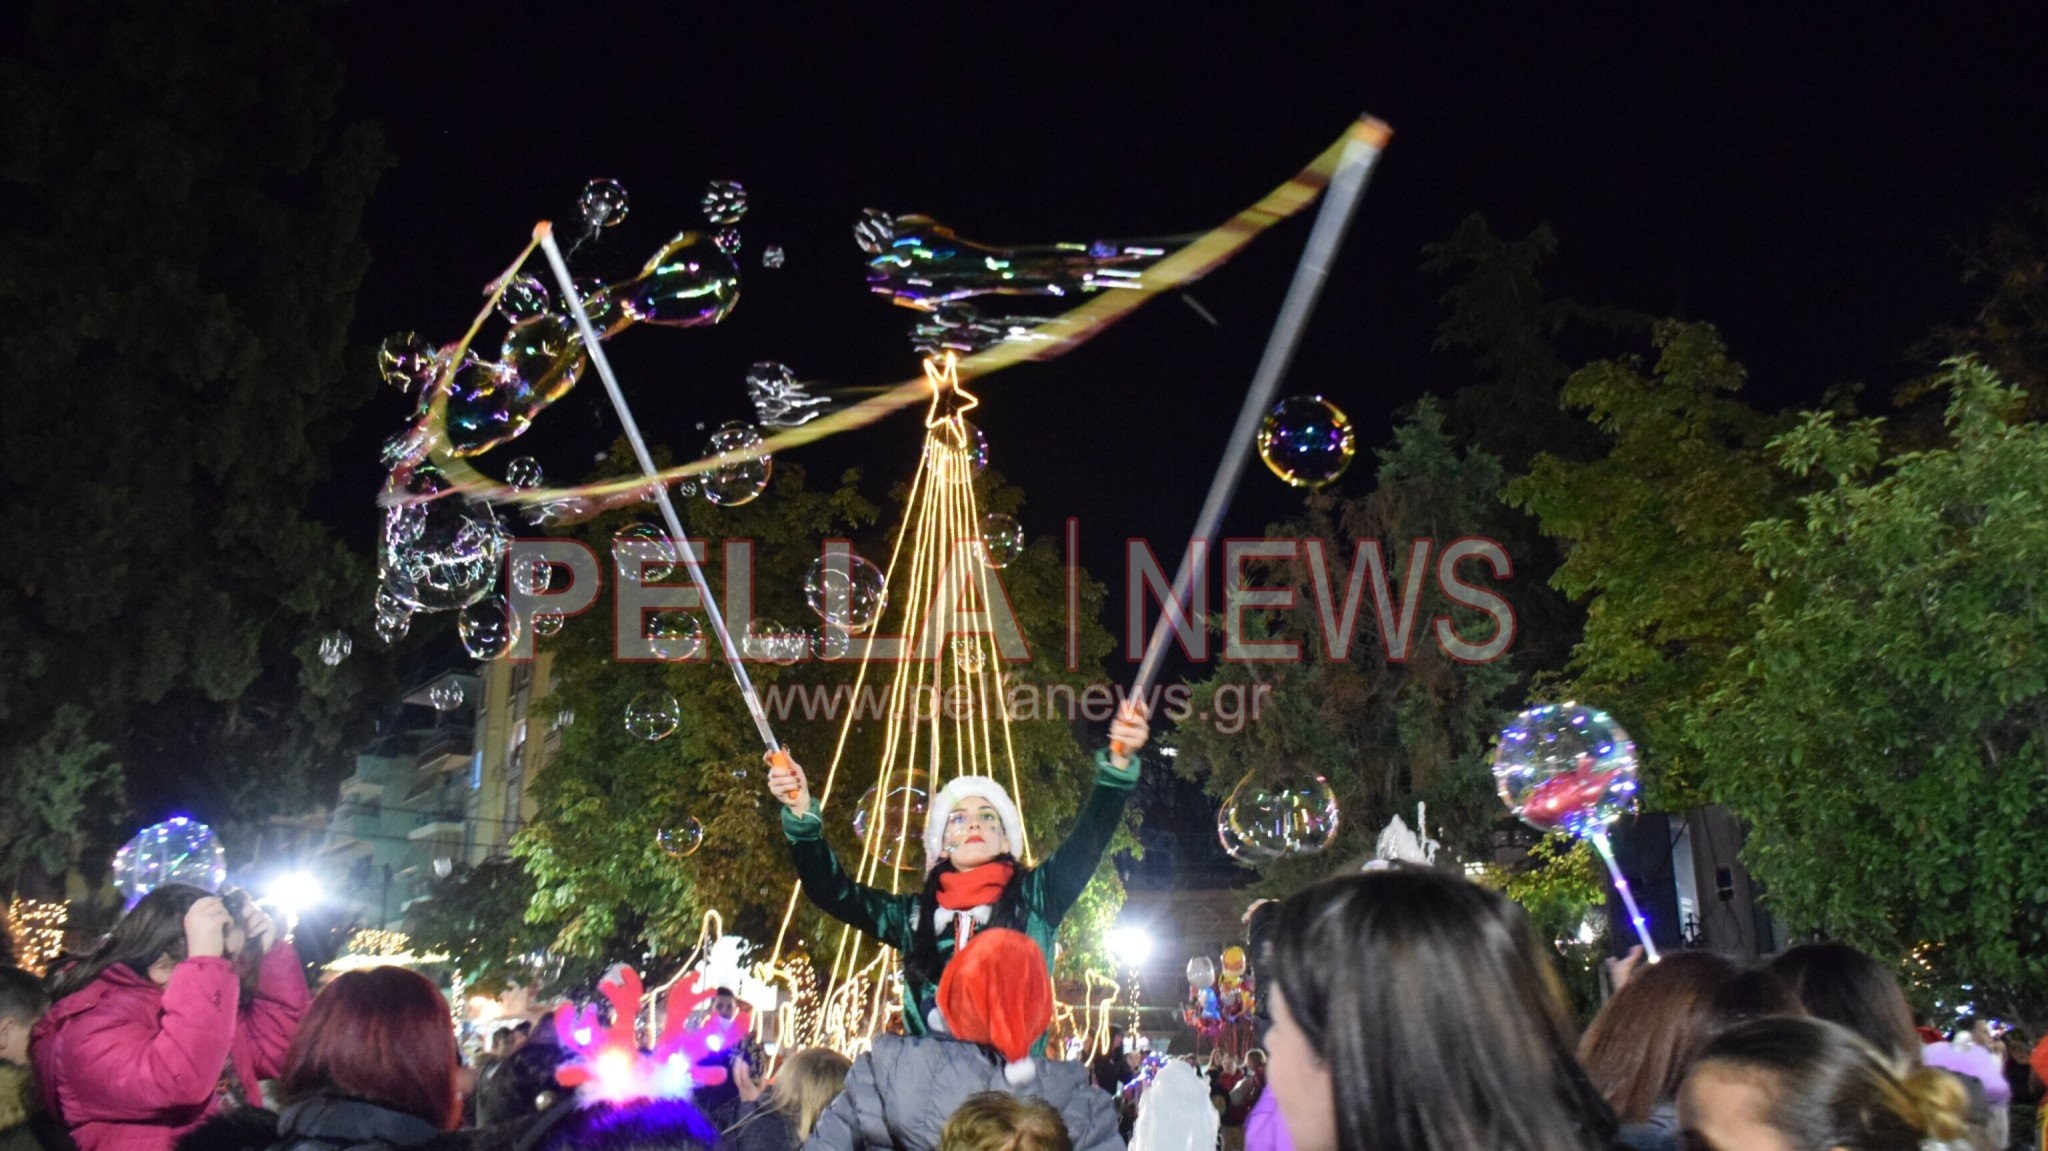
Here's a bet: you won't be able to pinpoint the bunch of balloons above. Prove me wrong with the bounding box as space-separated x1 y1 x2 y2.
1181 945 1256 1050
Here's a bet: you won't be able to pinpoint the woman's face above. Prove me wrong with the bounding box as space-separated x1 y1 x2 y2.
1266 984 1337 1151
943 797 1009 870
1678 1063 1795 1151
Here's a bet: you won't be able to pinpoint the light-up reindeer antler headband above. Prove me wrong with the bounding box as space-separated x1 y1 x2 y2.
553 965 753 1103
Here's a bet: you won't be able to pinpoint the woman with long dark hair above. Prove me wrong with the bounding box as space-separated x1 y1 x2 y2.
33 884 310 1151
264 967 466 1151
766 705 1148 1038
1260 868 1619 1151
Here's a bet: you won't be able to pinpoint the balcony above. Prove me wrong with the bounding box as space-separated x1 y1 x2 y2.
408 812 465 841
415 729 475 775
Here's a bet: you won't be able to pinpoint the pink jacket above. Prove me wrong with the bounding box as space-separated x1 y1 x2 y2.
32 943 311 1151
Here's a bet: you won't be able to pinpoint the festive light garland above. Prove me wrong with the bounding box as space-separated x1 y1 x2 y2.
7 898 67 976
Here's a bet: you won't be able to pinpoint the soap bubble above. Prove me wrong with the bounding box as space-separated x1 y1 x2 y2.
811 624 854 661
317 630 352 667
613 522 678 584
927 421 988 484
802 554 887 632
530 611 565 638
714 228 742 255
701 180 748 224
746 362 828 428
853 208 897 255
646 612 704 661
616 232 740 328
979 513 1024 568
442 356 544 458
625 692 682 741
762 245 785 269
112 818 228 908
374 608 411 645
745 619 808 665
851 772 930 871
657 819 704 858
379 464 505 613
498 275 551 322
1257 395 1356 491
379 427 430 470
510 554 554 596
1491 703 1640 838
952 636 986 673
505 457 545 490
499 313 585 407
429 681 466 711
1215 811 1271 862
1222 767 1341 860
675 479 699 499
703 422 772 507
378 332 438 392
579 179 629 229
457 596 519 661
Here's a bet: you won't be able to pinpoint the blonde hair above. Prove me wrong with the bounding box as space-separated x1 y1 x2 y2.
939 1092 1072 1151
769 1047 853 1141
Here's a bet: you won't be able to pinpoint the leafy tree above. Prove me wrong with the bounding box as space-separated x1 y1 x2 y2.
513 455 1133 984
1698 361 2048 1027
1506 321 1794 805
0 0 393 887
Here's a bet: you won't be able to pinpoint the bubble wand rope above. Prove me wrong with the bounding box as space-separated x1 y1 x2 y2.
535 222 782 754
1116 116 1391 750
1588 829 1661 962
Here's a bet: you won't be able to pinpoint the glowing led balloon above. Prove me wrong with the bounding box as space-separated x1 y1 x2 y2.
112 818 227 908
379 464 505 613
802 554 887 632
979 513 1024 568
612 523 678 584
658 819 704 858
579 179 629 229
531 611 565 638
703 422 772 507
927 421 988 484
377 332 437 392
318 630 352 667
1223 767 1341 860
646 612 704 661
701 180 748 224
428 681 465 711
458 596 519 660
624 692 682 741
616 232 740 328
498 275 551 322
1257 396 1356 491
505 457 545 490
1491 703 1640 837
851 773 930 872
762 246 785 269
746 362 828 428
744 619 807 665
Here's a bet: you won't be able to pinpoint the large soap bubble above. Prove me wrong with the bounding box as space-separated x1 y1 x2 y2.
579 179 629 229
379 464 505 613
802 554 887 633
112 818 228 908
457 596 519 661
612 523 679 584
646 611 704 661
851 772 930 872
701 180 748 225
703 422 772 507
616 232 740 328
625 692 682 741
657 819 704 858
1492 703 1640 838
1221 767 1341 860
378 332 438 393
1257 396 1356 491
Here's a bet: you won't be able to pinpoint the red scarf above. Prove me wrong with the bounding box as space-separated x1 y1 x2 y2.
936 861 1016 910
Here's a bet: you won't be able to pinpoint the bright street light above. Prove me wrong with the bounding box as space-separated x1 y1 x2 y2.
1106 924 1153 967
266 872 323 921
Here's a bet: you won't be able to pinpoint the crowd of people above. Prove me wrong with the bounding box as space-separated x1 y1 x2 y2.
0 717 2037 1151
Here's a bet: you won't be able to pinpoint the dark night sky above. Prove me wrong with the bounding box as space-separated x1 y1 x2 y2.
318 2 2048 645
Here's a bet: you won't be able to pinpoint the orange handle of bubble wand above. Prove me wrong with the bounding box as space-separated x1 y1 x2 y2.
1113 116 1392 758
535 223 784 756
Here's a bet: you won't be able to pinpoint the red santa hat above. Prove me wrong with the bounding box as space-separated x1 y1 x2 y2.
922 776 1026 871
935 928 1052 1086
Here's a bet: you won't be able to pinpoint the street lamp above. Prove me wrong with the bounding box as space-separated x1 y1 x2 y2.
265 871 323 933
1106 924 1153 968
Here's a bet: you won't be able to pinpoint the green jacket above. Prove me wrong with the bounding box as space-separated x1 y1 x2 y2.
782 749 1139 1036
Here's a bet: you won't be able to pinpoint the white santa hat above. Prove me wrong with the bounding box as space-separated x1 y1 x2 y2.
923 776 1026 872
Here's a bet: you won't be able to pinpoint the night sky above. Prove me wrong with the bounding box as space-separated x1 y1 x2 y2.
319 3 2048 644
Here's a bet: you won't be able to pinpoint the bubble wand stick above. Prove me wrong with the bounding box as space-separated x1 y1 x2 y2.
1115 115 1392 751
535 222 782 754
